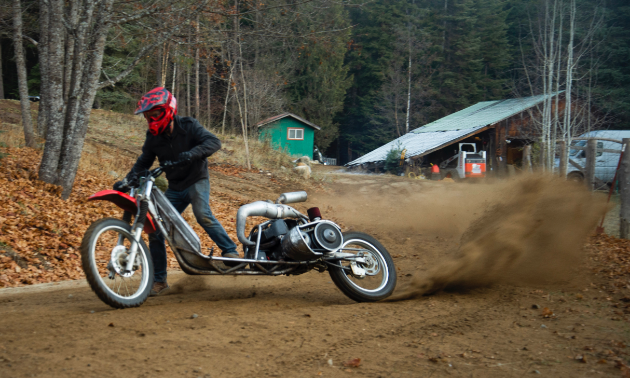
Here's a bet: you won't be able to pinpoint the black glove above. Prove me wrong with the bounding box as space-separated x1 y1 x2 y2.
113 173 138 193
178 151 194 163
113 178 130 193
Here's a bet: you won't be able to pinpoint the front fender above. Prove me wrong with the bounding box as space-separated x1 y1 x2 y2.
88 190 157 234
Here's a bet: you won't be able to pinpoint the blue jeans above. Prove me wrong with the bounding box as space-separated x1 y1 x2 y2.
149 178 238 282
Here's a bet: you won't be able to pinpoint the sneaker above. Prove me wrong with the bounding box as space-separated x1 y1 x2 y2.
150 281 170 296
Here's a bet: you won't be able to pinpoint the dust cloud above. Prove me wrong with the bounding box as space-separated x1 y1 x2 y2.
320 175 608 300
167 275 212 295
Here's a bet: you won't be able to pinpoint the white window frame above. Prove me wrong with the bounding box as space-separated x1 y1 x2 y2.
287 128 304 140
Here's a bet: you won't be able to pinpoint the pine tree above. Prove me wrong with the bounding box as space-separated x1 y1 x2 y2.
288 4 353 151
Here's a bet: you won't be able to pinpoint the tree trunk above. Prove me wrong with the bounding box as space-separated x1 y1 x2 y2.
161 44 169 88
186 63 191 117
195 15 200 119
157 44 163 87
57 0 115 199
38 0 68 184
557 141 567 177
0 43 5 100
563 0 576 175
221 65 233 135
405 40 411 134
36 0 49 136
63 0 78 103
207 70 211 127
585 139 596 191
238 41 251 169
12 0 36 148
172 61 177 96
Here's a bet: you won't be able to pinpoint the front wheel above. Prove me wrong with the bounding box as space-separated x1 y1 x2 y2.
329 232 397 302
81 218 153 309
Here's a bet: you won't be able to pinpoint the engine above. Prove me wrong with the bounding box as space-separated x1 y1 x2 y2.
249 219 343 262
236 191 344 262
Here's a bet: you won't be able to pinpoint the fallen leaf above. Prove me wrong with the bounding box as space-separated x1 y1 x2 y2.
541 307 555 318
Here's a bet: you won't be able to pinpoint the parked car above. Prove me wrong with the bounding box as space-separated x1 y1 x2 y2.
312 145 337 166
559 130 630 183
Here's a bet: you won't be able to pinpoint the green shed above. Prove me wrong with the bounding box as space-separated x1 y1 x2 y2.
256 113 321 159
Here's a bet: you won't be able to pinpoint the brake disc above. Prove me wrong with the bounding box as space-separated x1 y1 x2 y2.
361 251 380 276
110 245 135 278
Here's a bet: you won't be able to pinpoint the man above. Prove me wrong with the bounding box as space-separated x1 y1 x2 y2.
115 87 239 296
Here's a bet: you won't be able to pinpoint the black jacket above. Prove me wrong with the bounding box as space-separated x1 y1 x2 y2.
128 116 221 191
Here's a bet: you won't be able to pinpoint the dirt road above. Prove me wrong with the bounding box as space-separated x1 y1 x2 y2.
1 170 629 377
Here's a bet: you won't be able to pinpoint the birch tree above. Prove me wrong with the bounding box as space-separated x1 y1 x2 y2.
521 0 603 172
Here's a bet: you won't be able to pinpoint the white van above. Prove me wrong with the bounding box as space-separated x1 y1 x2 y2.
562 130 630 183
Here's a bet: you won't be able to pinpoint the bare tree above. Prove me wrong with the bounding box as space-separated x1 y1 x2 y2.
12 0 35 148
373 25 434 139
37 0 208 198
520 0 604 172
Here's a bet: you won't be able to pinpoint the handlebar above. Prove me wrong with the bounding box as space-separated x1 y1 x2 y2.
116 160 188 193
151 159 188 178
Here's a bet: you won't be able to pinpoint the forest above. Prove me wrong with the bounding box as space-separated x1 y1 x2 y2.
0 0 629 188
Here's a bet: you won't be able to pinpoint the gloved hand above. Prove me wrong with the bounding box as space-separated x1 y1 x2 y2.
113 178 130 193
178 151 194 163
113 173 138 193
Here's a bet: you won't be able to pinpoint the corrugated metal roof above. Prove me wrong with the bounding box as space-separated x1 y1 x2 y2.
345 93 558 167
255 112 321 130
412 94 553 134
345 126 487 167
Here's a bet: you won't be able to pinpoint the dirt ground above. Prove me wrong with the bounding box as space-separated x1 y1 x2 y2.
1 168 630 378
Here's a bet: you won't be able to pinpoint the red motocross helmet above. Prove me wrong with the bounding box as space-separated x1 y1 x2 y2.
135 87 178 136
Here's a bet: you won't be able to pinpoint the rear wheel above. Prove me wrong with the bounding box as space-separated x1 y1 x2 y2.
329 232 397 302
81 218 153 309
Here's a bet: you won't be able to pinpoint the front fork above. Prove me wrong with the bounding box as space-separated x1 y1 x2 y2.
118 181 154 274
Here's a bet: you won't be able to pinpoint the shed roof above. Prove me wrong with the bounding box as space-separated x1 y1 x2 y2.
255 112 321 130
412 94 555 134
345 93 559 167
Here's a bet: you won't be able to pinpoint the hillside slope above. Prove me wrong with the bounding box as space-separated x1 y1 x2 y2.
0 100 326 288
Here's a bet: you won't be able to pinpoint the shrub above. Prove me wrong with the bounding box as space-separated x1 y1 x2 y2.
384 144 404 174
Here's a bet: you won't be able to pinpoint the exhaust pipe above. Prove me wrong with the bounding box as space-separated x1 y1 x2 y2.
236 201 307 246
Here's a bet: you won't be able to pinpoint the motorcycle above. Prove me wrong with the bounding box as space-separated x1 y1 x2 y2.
80 162 397 308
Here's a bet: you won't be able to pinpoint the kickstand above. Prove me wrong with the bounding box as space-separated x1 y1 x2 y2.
207 246 215 257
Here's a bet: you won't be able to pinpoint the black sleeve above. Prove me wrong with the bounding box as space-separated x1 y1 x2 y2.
128 138 156 178
188 119 222 160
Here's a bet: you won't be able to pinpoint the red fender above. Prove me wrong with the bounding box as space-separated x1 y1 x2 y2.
88 190 157 234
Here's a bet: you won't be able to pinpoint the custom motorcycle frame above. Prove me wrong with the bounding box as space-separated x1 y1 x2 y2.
81 164 397 308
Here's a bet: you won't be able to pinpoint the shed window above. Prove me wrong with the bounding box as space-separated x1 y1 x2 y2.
288 128 304 140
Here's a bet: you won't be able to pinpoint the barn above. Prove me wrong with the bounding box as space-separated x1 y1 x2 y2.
344 93 562 176
256 113 321 159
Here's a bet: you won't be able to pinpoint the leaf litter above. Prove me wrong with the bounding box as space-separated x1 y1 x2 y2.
0 147 255 288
